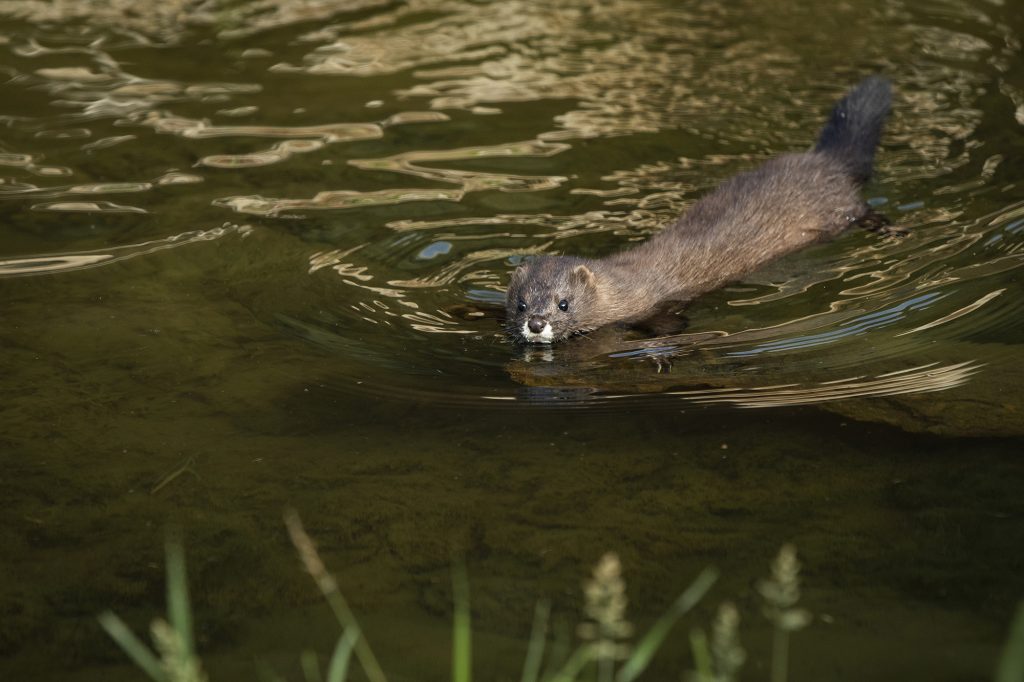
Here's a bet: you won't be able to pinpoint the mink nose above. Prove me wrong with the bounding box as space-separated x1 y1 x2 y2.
527 315 547 334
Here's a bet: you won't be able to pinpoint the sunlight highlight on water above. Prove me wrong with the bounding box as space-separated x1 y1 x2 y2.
0 0 1020 416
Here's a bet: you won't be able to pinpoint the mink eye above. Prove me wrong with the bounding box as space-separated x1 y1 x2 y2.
517 301 527 313
558 299 569 312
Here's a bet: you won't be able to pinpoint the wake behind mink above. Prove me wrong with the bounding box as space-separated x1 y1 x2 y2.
505 76 892 344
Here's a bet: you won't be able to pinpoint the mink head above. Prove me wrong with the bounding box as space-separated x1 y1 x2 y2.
505 256 601 343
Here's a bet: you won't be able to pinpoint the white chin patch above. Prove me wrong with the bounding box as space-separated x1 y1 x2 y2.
521 321 555 344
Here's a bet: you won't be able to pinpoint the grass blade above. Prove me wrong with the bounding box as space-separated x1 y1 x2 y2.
97 611 168 682
452 562 472 682
301 650 322 682
284 510 388 682
689 627 712 682
326 626 362 682
541 618 573 682
997 602 1024 682
616 567 719 682
771 628 789 682
521 600 550 682
548 644 592 682
165 534 196 660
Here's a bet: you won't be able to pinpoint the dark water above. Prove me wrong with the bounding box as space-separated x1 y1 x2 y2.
2 0 1023 679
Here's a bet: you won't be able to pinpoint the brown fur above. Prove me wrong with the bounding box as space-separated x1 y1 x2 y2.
506 76 891 343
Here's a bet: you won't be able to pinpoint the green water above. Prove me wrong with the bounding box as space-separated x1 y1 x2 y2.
2 0 1023 680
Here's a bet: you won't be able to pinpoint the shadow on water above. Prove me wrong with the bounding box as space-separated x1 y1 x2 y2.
1 0 1024 680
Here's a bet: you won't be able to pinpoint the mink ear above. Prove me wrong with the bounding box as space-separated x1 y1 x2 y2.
509 264 527 287
570 264 596 289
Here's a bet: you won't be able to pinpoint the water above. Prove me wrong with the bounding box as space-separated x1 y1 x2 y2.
2 0 1023 679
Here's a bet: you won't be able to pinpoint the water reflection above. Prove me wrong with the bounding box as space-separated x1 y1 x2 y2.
665 361 982 408
0 0 1020 413
0 223 249 277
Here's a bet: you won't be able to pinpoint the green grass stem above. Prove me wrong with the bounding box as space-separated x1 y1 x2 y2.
521 600 550 682
284 510 387 682
616 566 719 682
326 626 361 682
542 619 573 682
771 628 789 682
549 644 593 682
165 535 196 661
452 562 472 682
997 602 1024 682
301 650 322 682
97 611 168 682
689 627 712 682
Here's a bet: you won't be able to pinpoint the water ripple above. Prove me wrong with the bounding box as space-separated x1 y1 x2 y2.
0 223 249 277
31 200 146 213
666 361 982 408
0 0 1019 415
216 139 569 216
217 187 466 217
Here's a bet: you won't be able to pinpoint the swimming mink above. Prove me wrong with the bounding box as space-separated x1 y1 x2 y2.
505 76 892 344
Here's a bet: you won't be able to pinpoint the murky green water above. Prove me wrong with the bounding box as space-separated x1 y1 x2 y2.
2 0 1023 679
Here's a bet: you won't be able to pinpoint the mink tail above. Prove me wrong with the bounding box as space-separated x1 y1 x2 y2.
814 75 892 185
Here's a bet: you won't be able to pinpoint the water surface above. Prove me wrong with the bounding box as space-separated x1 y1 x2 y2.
2 0 1023 680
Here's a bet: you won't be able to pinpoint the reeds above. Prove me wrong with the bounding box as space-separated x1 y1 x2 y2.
757 544 811 682
99 525 1024 682
98 534 205 682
